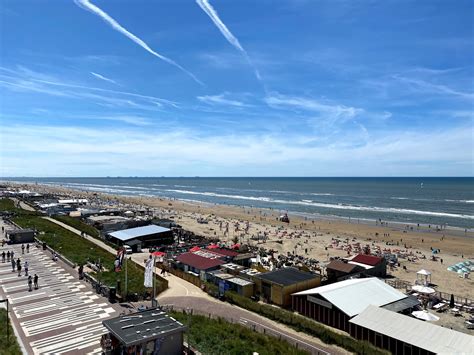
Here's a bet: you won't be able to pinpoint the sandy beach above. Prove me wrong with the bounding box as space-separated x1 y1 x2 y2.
7 182 474 299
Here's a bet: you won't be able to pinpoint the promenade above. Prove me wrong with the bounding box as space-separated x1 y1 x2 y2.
0 221 120 354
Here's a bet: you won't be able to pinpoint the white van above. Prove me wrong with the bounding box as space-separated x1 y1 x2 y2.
124 245 133 254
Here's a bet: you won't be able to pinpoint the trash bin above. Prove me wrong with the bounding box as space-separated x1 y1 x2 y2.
109 287 116 303
42 242 47 251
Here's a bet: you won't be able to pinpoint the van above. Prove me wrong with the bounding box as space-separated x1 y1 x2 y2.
124 245 133 254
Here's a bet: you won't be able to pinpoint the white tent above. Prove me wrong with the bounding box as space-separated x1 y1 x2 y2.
412 310 439 322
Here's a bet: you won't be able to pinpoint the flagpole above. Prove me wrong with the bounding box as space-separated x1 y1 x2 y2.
152 255 157 307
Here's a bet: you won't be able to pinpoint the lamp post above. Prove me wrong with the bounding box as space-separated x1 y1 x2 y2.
152 255 157 308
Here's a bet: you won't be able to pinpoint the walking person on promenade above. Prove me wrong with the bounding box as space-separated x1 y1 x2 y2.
17 261 22 277
2 251 5 263
28 276 33 292
7 251 10 262
34 274 39 289
21 244 25 254
11 257 15 272
24 260 29 276
26 244 30 253
11 250 14 259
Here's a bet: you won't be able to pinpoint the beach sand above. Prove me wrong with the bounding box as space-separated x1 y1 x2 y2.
8 183 474 299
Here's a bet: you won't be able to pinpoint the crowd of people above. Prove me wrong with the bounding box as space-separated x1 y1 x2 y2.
1 243 39 292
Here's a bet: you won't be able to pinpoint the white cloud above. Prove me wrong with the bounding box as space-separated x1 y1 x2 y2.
74 0 203 85
0 66 177 110
393 75 474 100
1 123 472 177
196 0 262 82
265 92 363 124
197 93 249 107
90 72 117 85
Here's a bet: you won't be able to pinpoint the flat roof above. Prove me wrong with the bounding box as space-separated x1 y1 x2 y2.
293 278 406 317
103 309 186 346
350 305 474 354
109 225 171 241
258 267 319 286
381 295 420 313
326 260 362 273
228 277 254 286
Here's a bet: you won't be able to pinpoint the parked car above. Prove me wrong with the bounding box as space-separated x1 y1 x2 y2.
124 245 133 254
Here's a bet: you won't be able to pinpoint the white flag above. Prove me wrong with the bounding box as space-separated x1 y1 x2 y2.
144 258 153 288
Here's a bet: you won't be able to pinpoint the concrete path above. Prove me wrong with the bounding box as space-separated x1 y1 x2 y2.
0 242 120 354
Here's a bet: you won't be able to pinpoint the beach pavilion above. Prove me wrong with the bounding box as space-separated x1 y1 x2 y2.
292 278 419 332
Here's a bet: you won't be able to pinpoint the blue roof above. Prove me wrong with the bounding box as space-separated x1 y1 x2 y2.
109 225 171 241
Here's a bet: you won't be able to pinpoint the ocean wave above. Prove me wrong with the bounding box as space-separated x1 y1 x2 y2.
163 189 474 220
390 197 410 200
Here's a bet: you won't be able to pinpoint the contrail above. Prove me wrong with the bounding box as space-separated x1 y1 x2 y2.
196 0 261 81
74 0 203 85
90 72 117 85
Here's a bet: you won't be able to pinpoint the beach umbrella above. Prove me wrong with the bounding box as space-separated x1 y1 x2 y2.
411 310 439 322
450 294 455 308
412 285 435 294
151 251 165 257
190 246 201 252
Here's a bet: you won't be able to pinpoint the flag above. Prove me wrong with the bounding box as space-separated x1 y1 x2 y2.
144 258 153 288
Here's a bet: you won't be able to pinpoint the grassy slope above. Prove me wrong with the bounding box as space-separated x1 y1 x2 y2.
54 215 100 238
171 311 308 355
1 198 167 295
0 309 22 355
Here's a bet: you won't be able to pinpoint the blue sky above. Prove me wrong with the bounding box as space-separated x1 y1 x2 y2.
0 0 473 177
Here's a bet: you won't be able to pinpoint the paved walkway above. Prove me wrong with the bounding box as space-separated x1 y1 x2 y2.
0 242 120 354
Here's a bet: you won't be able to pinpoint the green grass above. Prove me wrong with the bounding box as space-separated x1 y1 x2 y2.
53 215 100 238
171 311 308 355
1 198 167 296
225 291 389 355
0 309 22 355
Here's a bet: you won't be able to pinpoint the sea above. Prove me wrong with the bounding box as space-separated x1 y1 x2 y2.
2 177 474 230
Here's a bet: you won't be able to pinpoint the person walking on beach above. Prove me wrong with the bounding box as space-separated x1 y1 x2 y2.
28 276 33 292
26 244 30 253
24 260 29 276
34 274 39 289
21 244 25 254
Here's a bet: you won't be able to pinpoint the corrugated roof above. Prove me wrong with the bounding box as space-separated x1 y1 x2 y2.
176 252 225 270
293 278 406 317
351 254 384 266
109 225 171 241
350 305 474 354
258 267 320 286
